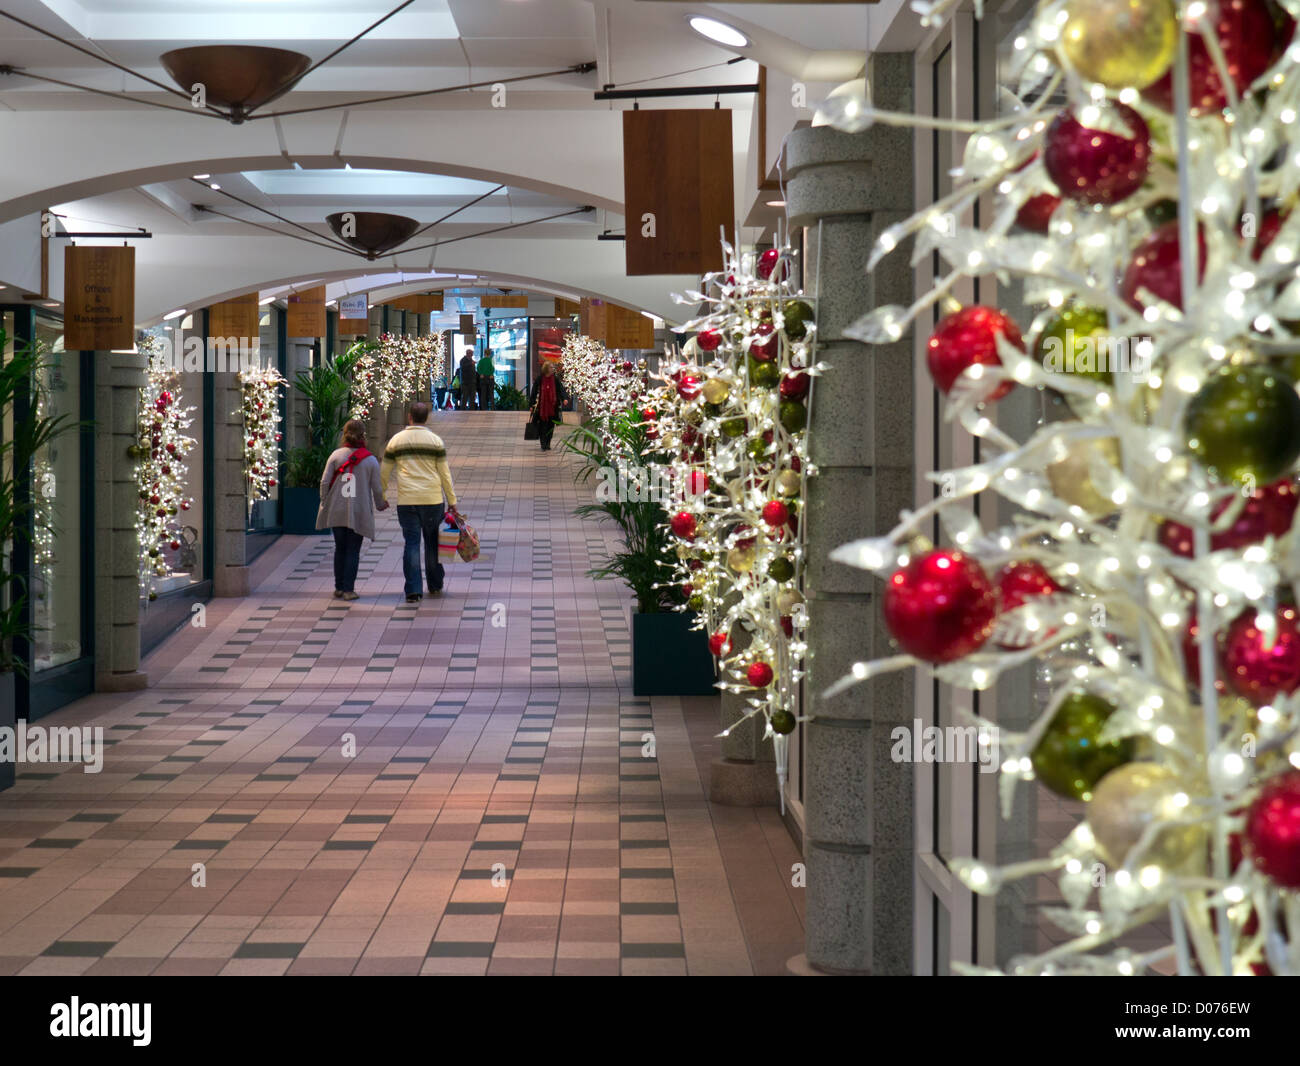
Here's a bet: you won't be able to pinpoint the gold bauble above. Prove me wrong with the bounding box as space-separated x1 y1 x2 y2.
702 377 730 405
726 546 756 574
1046 435 1121 515
775 469 801 497
776 587 804 615
1060 0 1177 90
1087 762 1206 871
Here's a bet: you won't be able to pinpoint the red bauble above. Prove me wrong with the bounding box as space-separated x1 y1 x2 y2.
677 374 702 400
1121 221 1207 312
779 372 810 399
268 479 277 487
1251 208 1287 260
708 631 731 657
169 540 180 551
997 560 1060 610
622 360 634 372
698 329 722 352
1144 0 1283 115
1220 605 1300 705
1244 770 1300 888
883 549 998 663
149 494 160 505
641 408 656 423
180 501 190 511
747 661 774 687
780 616 794 638
670 511 697 539
734 524 757 548
761 500 790 527
1159 477 1300 558
751 333 779 362
1043 104 1150 206
1015 192 1061 233
757 248 782 280
925 306 1021 398
247 439 256 448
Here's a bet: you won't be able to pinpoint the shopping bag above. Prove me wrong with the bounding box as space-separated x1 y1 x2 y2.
454 513 480 563
524 415 540 441
438 516 461 561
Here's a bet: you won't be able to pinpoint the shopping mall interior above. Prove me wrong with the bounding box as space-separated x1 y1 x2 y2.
2 0 1299 993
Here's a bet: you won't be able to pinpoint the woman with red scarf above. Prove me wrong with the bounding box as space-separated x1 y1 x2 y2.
316 419 389 599
528 360 570 452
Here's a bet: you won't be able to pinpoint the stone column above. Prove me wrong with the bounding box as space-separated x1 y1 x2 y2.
212 370 250 596
94 351 148 691
785 53 916 975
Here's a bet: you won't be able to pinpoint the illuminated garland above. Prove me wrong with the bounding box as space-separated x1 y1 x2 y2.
828 0 1300 975
650 241 821 799
132 335 197 601
350 332 445 418
238 362 286 511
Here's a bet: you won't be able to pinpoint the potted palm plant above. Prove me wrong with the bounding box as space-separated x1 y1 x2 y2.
564 410 715 696
283 349 359 534
0 328 76 792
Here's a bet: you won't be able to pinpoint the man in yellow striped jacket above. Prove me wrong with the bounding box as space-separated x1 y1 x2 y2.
380 401 459 603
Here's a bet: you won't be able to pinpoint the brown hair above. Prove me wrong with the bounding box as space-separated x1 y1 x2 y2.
342 419 367 447
408 400 431 424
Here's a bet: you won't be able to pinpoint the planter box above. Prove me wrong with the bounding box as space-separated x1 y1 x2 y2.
283 486 327 535
632 610 716 696
0 672 13 793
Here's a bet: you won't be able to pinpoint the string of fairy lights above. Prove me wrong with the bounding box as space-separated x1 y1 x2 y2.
349 332 445 420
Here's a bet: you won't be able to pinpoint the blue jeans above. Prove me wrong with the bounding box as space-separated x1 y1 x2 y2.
332 527 363 593
397 504 446 596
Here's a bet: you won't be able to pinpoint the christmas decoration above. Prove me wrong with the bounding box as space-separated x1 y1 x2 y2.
135 335 197 600
926 305 1021 398
349 332 445 419
828 0 1300 975
238 361 286 510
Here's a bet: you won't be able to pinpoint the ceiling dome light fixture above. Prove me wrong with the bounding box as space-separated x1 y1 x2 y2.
688 16 749 49
326 211 421 260
160 45 312 122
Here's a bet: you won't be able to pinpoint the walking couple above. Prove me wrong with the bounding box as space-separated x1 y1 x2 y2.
316 401 462 603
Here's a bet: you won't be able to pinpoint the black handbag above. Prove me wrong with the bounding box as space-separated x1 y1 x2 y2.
524 415 540 441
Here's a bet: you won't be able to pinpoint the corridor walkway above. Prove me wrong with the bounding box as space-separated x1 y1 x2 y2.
0 412 804 976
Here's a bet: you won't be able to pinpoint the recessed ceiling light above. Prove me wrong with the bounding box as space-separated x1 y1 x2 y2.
209 183 221 191
259 296 276 305
193 173 210 180
43 301 58 308
689 16 749 49
766 200 786 208
163 308 188 320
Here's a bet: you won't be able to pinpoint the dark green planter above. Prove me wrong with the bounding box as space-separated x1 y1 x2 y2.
283 486 327 535
632 610 716 696
0 672 14 793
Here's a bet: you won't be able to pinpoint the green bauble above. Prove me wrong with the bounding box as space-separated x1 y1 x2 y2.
1030 691 1134 801
1144 198 1179 227
770 709 796 735
747 438 770 460
721 418 747 438
1035 305 1113 385
751 360 780 388
1184 364 1300 485
783 300 815 341
688 593 705 611
768 557 795 582
779 400 807 433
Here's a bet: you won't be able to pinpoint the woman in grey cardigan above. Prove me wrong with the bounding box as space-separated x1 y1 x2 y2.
316 419 389 599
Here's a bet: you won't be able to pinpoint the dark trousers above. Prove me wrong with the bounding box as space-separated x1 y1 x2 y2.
459 382 475 409
332 526 364 593
477 378 492 411
538 418 555 450
435 387 447 409
397 503 446 596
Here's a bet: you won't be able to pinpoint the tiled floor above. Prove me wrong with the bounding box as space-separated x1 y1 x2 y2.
0 411 804 976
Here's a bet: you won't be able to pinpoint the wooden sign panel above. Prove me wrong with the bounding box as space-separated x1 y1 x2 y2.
459 313 476 337
554 297 581 318
64 245 135 350
481 294 528 309
605 303 654 350
580 297 607 341
286 285 326 337
338 292 369 335
623 109 734 276
208 292 259 340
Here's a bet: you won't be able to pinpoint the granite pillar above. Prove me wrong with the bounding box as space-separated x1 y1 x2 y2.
212 369 250 596
785 53 916 975
94 351 148 690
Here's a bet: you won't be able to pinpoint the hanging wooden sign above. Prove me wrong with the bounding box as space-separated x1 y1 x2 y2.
554 297 581 318
605 304 655 350
208 292 259 341
623 109 734 275
338 293 369 335
64 245 135 350
286 285 326 337
481 293 529 309
459 313 476 337
579 297 607 341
